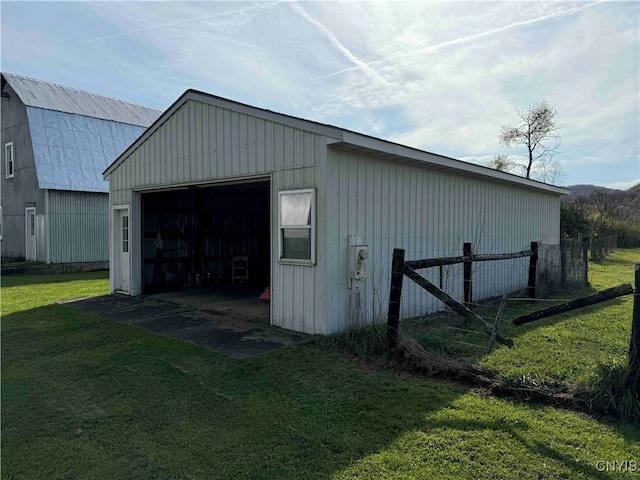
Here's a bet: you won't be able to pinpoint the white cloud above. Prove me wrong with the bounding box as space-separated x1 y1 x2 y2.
606 180 640 190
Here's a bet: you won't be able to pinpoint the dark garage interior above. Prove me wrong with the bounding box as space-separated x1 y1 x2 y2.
142 180 270 293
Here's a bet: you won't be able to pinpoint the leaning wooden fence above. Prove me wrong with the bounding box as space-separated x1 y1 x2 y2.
387 242 539 350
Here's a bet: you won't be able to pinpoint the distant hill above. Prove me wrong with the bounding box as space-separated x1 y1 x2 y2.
563 183 640 222
561 182 640 245
563 184 617 198
622 184 640 219
628 183 640 195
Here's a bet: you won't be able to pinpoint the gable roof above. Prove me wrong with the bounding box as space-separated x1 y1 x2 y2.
104 88 568 196
2 73 163 193
2 73 161 126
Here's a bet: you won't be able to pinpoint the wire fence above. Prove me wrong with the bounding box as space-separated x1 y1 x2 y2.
389 240 598 357
386 234 626 356
537 239 587 292
590 235 618 261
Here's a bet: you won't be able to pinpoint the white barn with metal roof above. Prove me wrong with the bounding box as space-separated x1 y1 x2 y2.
1 73 162 264
104 89 567 335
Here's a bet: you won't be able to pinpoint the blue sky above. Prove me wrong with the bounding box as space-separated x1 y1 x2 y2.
2 1 638 189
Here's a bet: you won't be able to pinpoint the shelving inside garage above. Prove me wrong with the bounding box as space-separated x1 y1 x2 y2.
141 180 270 290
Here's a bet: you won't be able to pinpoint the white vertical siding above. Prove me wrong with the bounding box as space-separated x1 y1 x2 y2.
108 100 324 194
108 99 327 334
271 166 326 334
324 149 560 332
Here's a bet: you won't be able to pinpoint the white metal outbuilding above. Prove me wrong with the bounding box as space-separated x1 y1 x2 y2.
103 89 567 335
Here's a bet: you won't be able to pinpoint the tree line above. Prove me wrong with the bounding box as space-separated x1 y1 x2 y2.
561 184 640 246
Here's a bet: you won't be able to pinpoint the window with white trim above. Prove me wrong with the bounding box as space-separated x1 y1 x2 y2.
279 189 315 264
5 142 14 179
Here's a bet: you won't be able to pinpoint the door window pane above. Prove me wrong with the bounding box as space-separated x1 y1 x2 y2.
122 215 129 253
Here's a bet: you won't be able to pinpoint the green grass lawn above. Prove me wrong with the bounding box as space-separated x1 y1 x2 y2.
2 265 639 479
482 249 638 386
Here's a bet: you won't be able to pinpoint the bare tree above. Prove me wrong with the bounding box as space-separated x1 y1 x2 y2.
498 100 561 180
488 154 518 173
532 156 564 185
590 188 619 222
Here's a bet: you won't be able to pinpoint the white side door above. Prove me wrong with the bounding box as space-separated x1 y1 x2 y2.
25 207 36 261
118 209 130 292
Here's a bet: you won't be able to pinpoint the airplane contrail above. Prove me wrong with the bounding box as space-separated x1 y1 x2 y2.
290 1 387 85
39 1 281 54
313 0 607 80
403 0 607 59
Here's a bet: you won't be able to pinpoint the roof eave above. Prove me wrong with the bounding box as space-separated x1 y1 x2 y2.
333 131 569 195
104 89 192 178
104 89 568 196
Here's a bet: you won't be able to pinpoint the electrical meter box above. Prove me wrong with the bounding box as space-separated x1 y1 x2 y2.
348 234 369 288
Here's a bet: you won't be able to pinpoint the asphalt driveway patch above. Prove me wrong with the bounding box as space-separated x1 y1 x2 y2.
74 294 310 358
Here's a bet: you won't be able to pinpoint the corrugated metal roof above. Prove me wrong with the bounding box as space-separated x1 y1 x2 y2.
3 73 162 126
28 107 147 193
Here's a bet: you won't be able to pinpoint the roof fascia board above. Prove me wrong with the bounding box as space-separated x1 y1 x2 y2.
337 131 569 195
187 90 345 140
104 89 191 177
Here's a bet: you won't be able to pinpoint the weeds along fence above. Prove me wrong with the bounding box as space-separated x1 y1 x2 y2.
385 240 639 418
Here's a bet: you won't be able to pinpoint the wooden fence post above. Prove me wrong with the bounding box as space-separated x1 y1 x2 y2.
582 237 589 285
463 242 473 308
527 241 538 299
387 248 405 350
628 264 640 395
488 294 507 352
560 241 567 286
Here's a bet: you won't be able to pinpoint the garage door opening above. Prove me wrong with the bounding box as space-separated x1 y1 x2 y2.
141 180 271 310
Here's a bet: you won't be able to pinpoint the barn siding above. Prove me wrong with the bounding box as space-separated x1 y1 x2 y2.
324 148 560 332
48 190 109 263
0 82 44 259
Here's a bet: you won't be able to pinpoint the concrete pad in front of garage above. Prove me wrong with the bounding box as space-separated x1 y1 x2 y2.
74 290 312 358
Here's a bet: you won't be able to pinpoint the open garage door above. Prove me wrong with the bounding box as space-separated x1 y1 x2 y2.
141 180 270 295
